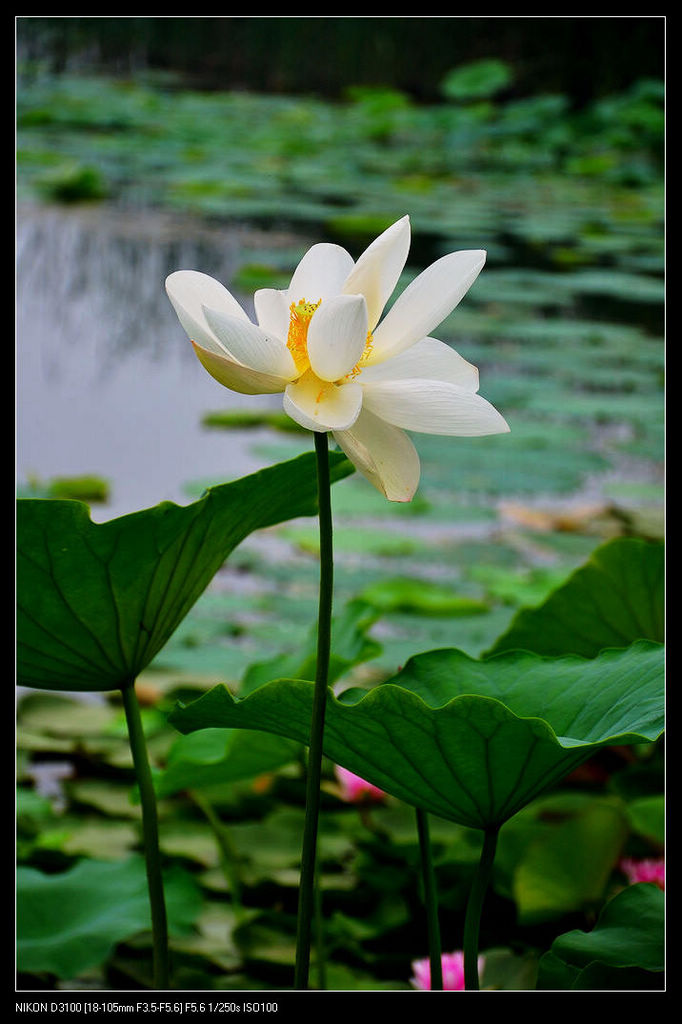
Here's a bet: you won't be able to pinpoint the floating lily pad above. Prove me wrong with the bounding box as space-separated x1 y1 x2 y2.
17 451 353 692
37 161 109 203
17 855 202 978
468 565 571 608
158 821 221 868
359 577 489 617
169 641 663 830
18 474 112 503
201 409 306 433
55 818 141 860
441 59 513 101
67 779 142 819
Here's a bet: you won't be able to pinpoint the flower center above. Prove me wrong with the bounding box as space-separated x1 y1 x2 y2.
286 296 374 382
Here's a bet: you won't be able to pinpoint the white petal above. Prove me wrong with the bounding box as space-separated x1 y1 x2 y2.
287 243 355 302
191 341 289 395
332 408 420 502
254 287 291 337
203 306 296 379
306 294 368 383
361 379 510 436
283 374 363 432
359 336 479 392
369 250 487 363
166 270 249 354
342 215 411 330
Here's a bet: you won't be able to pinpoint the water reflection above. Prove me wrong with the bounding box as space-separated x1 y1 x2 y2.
17 203 292 520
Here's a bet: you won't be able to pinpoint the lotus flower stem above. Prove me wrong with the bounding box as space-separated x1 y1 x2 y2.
463 825 499 990
416 808 443 990
294 430 334 989
120 679 169 989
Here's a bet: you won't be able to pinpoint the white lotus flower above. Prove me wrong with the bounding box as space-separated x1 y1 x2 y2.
166 215 509 501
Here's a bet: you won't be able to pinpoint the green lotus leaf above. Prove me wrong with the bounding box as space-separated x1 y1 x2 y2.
157 728 301 798
17 451 352 692
487 537 664 658
511 798 629 923
536 951 662 990
169 641 663 830
441 59 513 101
536 883 664 989
625 794 665 845
17 855 202 979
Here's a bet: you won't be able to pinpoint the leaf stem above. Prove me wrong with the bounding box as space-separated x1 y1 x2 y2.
314 860 327 990
294 430 334 990
463 825 499 990
189 789 244 921
416 807 442 990
121 680 169 990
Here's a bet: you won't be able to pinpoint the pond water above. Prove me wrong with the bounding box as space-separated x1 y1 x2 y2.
17 202 307 521
17 195 664 557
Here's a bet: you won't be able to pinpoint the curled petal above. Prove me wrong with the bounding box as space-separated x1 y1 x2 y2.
361 379 510 436
203 306 297 379
254 287 291 337
359 336 479 392
369 250 486 364
166 270 249 354
287 243 355 302
307 294 369 382
342 215 411 331
283 374 363 432
191 340 289 395
332 408 420 502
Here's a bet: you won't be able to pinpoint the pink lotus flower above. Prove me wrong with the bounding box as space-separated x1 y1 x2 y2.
410 951 485 991
334 765 386 804
620 857 665 889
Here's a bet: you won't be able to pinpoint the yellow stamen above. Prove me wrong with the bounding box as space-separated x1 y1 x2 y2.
286 296 375 382
343 331 374 381
287 298 321 375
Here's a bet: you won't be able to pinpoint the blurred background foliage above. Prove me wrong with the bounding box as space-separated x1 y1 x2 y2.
16 16 664 992
18 16 663 104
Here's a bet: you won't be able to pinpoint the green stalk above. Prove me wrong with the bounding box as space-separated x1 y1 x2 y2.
120 679 169 990
314 861 327 990
463 825 499 991
416 808 442 990
294 430 334 990
190 789 244 921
